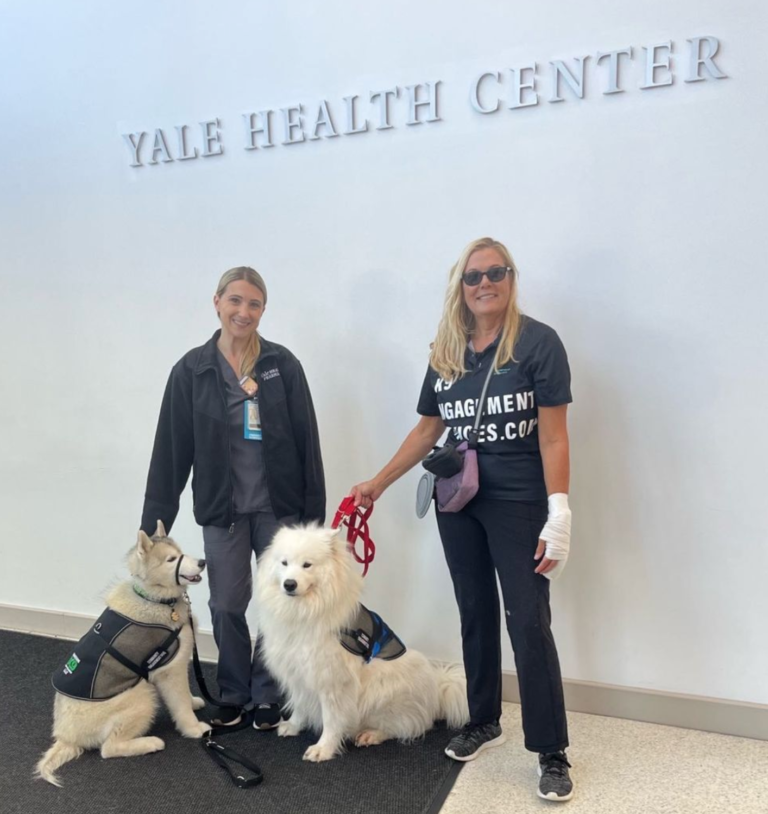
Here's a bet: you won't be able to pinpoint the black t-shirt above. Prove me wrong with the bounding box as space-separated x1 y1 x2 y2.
417 316 571 502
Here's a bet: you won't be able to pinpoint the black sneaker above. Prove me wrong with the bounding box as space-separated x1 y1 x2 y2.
538 751 574 802
252 703 281 730
210 706 246 727
444 722 506 761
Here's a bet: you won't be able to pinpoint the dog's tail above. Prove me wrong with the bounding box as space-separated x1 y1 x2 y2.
34 739 83 787
434 662 470 729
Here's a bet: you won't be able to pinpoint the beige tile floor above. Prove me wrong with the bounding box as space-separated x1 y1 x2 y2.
440 703 768 814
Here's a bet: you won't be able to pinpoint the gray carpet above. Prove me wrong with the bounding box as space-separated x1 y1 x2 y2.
0 629 463 814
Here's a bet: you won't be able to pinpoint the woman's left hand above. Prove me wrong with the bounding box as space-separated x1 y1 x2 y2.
534 493 571 578
533 540 560 575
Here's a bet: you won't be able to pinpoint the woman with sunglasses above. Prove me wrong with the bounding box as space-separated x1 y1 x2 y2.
350 237 573 802
141 266 325 731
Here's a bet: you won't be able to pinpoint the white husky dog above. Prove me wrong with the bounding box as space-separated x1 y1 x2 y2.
255 523 469 762
35 522 210 786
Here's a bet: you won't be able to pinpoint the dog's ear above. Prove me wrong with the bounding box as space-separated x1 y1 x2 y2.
154 519 167 539
136 530 154 558
324 528 342 546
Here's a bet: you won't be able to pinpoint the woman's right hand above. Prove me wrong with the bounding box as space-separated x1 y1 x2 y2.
350 479 384 509
350 417 445 509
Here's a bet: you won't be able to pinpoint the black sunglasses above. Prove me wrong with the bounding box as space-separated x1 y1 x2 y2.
461 265 513 286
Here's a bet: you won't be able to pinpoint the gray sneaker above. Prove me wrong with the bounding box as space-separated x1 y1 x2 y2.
444 722 506 761
538 751 573 801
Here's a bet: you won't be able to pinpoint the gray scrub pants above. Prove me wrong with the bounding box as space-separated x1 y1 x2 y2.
203 511 295 707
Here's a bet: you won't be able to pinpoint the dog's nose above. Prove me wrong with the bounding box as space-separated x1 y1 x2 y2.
198 559 206 569
283 579 297 593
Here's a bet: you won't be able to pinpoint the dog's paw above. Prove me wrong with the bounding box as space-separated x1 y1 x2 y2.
147 737 166 752
303 743 336 762
277 720 301 738
181 720 212 739
191 696 205 711
355 729 386 747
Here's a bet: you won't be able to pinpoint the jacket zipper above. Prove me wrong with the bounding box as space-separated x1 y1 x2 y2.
214 366 236 533
253 360 277 519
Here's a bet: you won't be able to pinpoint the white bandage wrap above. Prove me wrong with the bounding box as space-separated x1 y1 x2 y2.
539 493 571 581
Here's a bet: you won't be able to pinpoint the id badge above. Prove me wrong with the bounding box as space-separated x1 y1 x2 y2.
244 399 262 441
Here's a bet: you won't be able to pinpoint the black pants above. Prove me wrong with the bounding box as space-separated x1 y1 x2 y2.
436 498 569 754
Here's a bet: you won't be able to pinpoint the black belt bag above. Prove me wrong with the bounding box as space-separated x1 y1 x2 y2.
421 442 464 478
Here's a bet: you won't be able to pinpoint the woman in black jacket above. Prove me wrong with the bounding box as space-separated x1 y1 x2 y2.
141 266 325 729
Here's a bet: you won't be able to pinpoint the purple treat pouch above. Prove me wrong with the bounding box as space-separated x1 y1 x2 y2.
435 442 479 512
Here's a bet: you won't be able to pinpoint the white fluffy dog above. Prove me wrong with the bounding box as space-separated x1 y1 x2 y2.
35 523 210 786
255 524 469 762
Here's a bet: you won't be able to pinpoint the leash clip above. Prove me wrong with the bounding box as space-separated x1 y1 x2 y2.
331 495 357 528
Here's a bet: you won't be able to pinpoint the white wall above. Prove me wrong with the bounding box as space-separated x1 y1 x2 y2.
2 1 767 705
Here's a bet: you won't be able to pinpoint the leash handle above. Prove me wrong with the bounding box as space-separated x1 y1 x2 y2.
203 739 263 789
331 496 376 577
186 595 266 787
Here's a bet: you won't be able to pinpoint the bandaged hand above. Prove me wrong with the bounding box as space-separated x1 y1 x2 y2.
535 493 571 581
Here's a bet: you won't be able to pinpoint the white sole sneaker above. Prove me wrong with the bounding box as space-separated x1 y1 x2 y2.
537 764 574 801
444 732 507 762
210 712 244 727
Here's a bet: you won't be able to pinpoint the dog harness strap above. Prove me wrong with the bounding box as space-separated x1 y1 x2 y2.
104 643 149 681
203 739 264 788
366 610 407 661
366 610 384 662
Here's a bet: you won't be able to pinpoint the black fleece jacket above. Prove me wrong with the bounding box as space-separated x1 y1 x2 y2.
141 331 325 533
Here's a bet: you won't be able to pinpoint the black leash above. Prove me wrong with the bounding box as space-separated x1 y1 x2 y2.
202 740 264 789
183 594 264 789
137 539 264 786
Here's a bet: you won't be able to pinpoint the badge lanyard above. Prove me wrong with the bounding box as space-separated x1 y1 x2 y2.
239 375 262 441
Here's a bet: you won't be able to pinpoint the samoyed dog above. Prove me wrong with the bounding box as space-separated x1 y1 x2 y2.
35 522 210 786
255 524 469 762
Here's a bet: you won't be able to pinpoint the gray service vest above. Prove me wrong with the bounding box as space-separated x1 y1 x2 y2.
52 608 182 701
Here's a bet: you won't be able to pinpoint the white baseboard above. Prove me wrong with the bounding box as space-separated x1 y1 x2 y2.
500 668 768 742
2 602 765 741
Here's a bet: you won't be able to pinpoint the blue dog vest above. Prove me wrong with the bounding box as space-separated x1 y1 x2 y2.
340 604 406 662
52 608 181 701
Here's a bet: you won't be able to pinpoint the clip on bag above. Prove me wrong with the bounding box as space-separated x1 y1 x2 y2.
421 355 497 513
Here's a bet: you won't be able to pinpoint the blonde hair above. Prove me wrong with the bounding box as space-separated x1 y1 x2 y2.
216 266 268 379
429 237 522 381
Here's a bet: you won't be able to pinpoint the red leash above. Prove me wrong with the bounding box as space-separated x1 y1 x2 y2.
331 496 376 576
